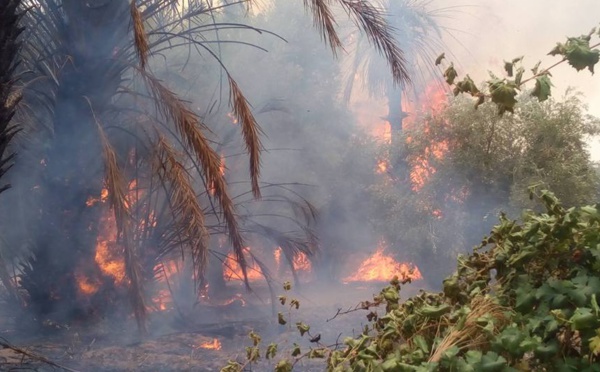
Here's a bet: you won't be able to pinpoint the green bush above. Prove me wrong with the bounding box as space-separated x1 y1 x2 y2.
226 189 600 371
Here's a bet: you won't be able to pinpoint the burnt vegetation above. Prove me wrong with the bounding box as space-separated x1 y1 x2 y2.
0 0 411 335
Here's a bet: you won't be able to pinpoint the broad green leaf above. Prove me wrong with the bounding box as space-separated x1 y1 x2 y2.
564 36 600 73
531 75 553 101
488 80 518 115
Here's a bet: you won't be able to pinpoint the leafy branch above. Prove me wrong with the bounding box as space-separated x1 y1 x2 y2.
436 25 600 115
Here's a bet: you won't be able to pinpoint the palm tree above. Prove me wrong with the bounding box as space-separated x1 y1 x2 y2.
0 0 22 195
7 0 411 332
0 0 24 305
342 0 446 179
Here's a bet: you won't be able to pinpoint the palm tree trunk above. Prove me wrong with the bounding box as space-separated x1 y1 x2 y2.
21 0 132 322
387 87 410 182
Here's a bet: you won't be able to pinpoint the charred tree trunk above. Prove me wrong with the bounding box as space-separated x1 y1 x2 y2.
20 0 132 322
386 87 410 182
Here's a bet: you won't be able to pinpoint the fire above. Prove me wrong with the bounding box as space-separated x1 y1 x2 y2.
226 112 238 124
75 271 100 296
292 251 312 272
196 338 222 350
343 242 422 283
376 159 388 174
150 261 180 311
223 248 264 282
94 213 126 284
273 247 312 274
86 188 109 207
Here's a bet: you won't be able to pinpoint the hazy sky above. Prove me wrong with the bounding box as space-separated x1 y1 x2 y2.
437 0 600 158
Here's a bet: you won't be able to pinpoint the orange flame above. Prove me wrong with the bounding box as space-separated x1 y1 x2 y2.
75 271 100 296
376 159 388 174
292 251 312 272
197 338 222 350
343 242 422 283
223 248 264 282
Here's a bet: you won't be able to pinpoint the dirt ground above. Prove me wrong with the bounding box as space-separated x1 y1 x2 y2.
0 281 427 371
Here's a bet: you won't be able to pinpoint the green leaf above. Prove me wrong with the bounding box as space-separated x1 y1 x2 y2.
504 61 514 77
265 343 278 359
249 331 261 346
246 346 260 362
531 61 542 75
564 36 600 73
221 360 243 372
435 52 445 66
488 79 518 115
291 343 301 357
514 67 524 86
455 75 479 96
290 299 300 310
296 322 310 336
531 74 553 101
548 42 566 56
275 360 293 372
570 308 599 330
444 63 458 85
278 312 287 325
590 329 600 356
475 93 485 109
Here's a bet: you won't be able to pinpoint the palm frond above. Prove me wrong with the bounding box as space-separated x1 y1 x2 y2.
131 0 150 70
228 77 263 199
339 0 410 86
95 111 147 333
141 71 250 288
303 0 343 53
153 135 210 289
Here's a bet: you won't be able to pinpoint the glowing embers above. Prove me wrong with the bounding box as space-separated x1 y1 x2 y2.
343 241 422 283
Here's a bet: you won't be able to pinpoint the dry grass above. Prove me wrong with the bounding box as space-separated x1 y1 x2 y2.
153 135 209 287
94 111 147 333
141 71 250 288
428 295 509 363
228 77 263 199
131 0 150 70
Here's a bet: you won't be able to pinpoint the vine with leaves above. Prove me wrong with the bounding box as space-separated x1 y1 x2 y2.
436 26 600 114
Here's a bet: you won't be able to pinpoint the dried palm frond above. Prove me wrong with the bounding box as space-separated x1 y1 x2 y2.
428 295 510 362
94 111 147 333
130 0 149 70
0 0 24 195
302 0 410 85
228 77 263 199
141 71 250 288
303 0 343 53
153 135 209 289
339 0 410 86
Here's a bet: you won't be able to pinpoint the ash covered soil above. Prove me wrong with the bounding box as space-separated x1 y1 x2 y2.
0 281 426 371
